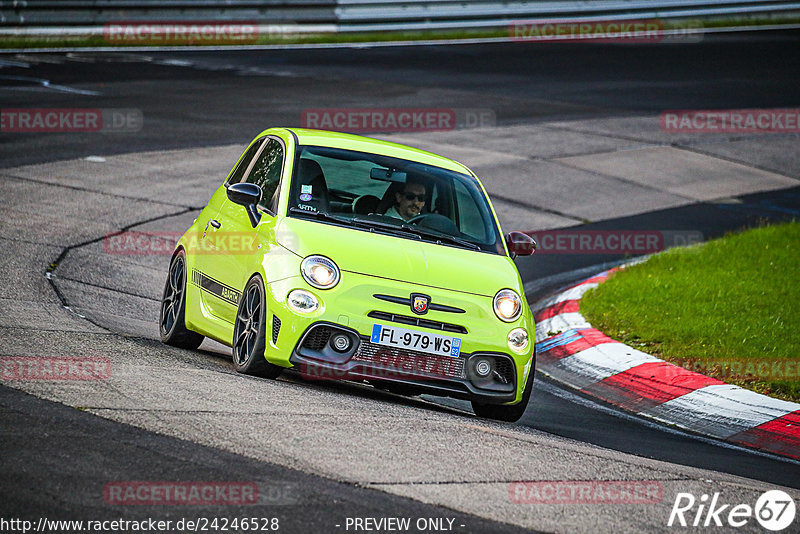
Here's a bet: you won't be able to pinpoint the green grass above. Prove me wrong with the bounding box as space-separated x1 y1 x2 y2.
581 222 800 402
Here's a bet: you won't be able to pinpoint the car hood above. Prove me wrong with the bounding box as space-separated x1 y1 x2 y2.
278 218 520 297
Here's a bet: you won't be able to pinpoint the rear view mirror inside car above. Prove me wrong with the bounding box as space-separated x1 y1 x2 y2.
370 167 407 182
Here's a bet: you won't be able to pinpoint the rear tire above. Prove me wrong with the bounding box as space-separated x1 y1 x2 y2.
232 276 283 379
160 250 204 350
471 356 535 423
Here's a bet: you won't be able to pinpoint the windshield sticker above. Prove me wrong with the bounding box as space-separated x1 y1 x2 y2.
299 193 313 201
301 184 313 194
298 204 317 212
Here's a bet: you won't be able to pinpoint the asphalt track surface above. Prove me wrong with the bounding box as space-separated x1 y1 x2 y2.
3 32 800 169
1 32 799 532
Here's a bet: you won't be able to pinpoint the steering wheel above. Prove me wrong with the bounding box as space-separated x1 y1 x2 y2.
406 214 431 225
405 213 461 236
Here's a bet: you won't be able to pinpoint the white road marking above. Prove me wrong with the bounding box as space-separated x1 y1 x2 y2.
534 378 800 465
535 312 591 342
551 343 660 388
642 384 800 439
0 75 100 95
532 282 598 313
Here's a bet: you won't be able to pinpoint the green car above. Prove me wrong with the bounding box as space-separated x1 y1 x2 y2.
159 128 537 421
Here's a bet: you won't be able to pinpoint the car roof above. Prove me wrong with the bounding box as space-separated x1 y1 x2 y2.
275 128 473 175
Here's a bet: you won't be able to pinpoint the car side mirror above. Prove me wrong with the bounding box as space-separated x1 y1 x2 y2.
505 231 537 259
227 182 262 227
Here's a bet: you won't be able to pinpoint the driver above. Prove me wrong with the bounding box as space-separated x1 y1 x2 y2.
385 179 426 221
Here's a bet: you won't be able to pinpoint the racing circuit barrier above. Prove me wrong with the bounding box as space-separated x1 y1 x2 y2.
1 0 799 34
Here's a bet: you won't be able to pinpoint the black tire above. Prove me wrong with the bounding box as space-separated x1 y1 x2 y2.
160 250 204 350
232 276 283 379
471 356 535 423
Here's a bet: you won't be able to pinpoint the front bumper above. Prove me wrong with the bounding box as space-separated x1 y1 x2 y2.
288 322 522 404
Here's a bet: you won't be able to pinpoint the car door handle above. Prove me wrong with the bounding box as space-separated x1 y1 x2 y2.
209 219 221 228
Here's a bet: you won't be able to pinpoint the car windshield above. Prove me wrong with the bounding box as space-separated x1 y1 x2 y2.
287 145 504 254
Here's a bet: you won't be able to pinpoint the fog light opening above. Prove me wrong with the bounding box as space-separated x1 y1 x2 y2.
330 333 352 353
474 358 493 378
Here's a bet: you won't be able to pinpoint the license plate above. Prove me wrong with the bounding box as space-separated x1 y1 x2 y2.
370 324 461 358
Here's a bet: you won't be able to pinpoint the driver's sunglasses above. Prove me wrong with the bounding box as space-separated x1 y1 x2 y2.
403 192 426 202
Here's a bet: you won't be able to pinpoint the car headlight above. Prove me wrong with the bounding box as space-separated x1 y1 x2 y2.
300 255 340 289
287 289 319 313
507 328 529 354
493 289 522 322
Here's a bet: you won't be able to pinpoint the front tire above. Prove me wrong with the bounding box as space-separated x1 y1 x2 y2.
471 356 535 423
160 250 204 350
232 276 283 379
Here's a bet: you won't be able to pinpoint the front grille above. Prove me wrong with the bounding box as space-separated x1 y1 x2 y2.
353 341 466 380
367 311 467 334
302 326 333 351
272 315 281 344
373 294 466 314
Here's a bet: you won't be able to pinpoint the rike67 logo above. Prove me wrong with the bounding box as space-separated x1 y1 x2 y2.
668 490 796 531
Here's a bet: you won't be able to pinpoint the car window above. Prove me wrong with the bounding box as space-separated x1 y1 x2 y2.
246 138 284 214
305 153 387 198
288 145 504 255
228 137 265 185
454 179 491 242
